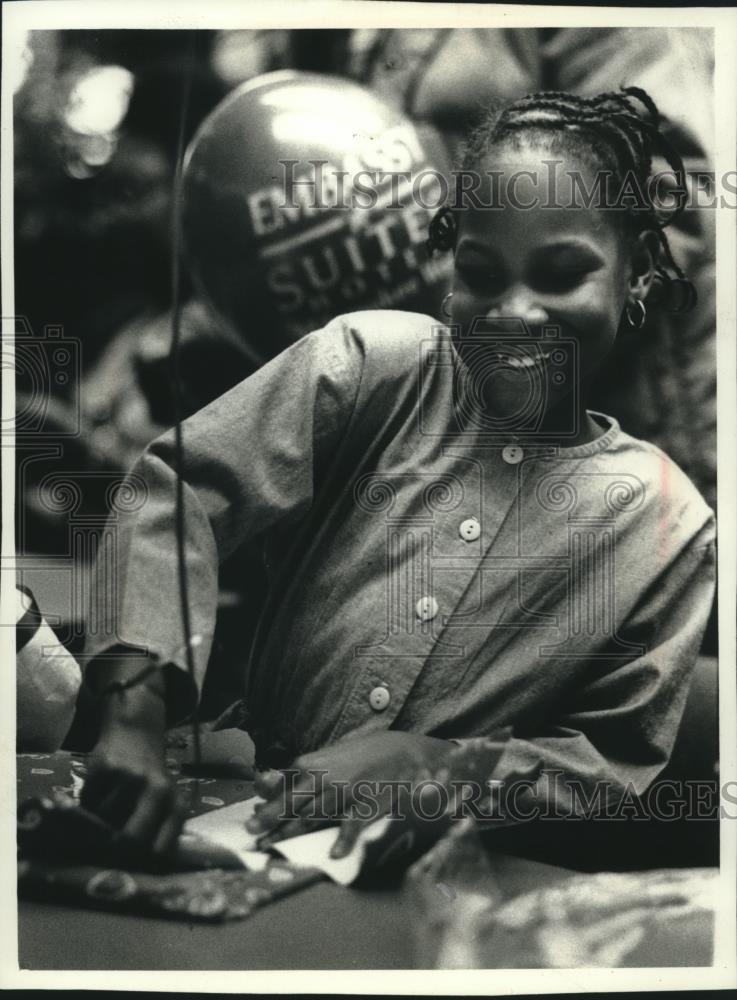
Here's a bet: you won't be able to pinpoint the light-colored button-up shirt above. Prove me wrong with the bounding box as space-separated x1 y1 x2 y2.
85 310 716 806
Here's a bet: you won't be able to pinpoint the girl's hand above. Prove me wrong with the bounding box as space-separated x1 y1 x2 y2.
247 731 455 860
81 675 183 858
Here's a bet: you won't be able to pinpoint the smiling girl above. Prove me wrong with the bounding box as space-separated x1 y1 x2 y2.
82 88 715 862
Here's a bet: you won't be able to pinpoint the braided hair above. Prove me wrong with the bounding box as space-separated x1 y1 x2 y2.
427 87 696 312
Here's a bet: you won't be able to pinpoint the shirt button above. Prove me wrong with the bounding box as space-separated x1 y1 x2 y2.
416 596 439 621
502 444 524 464
369 685 391 712
459 517 481 542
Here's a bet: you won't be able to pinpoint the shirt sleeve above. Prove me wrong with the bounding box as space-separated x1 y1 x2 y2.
83 318 364 722
452 519 717 819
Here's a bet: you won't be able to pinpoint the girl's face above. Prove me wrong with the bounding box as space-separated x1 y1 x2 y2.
449 139 654 430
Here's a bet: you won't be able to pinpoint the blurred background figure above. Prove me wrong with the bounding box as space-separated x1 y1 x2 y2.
14 31 226 556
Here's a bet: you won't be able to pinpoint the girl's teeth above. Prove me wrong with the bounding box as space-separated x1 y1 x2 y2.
500 352 552 369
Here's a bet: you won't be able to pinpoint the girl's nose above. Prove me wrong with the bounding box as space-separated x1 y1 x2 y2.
485 290 549 326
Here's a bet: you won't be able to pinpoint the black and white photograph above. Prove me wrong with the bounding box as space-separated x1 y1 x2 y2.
2 1 736 990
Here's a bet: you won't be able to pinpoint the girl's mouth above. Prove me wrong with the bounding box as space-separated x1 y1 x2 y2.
492 350 553 371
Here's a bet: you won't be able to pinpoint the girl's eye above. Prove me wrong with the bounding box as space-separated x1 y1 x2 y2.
535 268 591 293
456 264 504 292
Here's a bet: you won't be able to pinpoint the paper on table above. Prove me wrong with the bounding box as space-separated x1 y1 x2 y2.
183 797 392 884
271 816 392 885
184 796 269 870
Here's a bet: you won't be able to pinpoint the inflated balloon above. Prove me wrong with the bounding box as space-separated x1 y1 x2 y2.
182 71 452 364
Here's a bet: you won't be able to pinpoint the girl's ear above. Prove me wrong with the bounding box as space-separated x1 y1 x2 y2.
627 229 659 299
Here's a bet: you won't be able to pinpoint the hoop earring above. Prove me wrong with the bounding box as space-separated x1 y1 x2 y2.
626 298 647 330
441 291 453 320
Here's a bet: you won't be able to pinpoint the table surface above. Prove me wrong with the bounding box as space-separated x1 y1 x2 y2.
16 750 577 971
19 853 574 971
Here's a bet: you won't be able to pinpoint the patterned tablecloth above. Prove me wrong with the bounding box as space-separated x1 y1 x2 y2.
17 745 324 923
17 742 256 820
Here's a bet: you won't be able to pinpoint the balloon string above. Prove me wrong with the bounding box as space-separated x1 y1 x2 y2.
169 32 201 772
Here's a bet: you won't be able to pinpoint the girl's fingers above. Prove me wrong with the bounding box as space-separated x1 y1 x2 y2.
251 780 340 844
253 768 284 800
121 776 176 847
80 766 126 810
256 806 336 847
329 814 365 859
152 806 186 857
246 772 317 835
328 783 399 860
81 769 142 828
